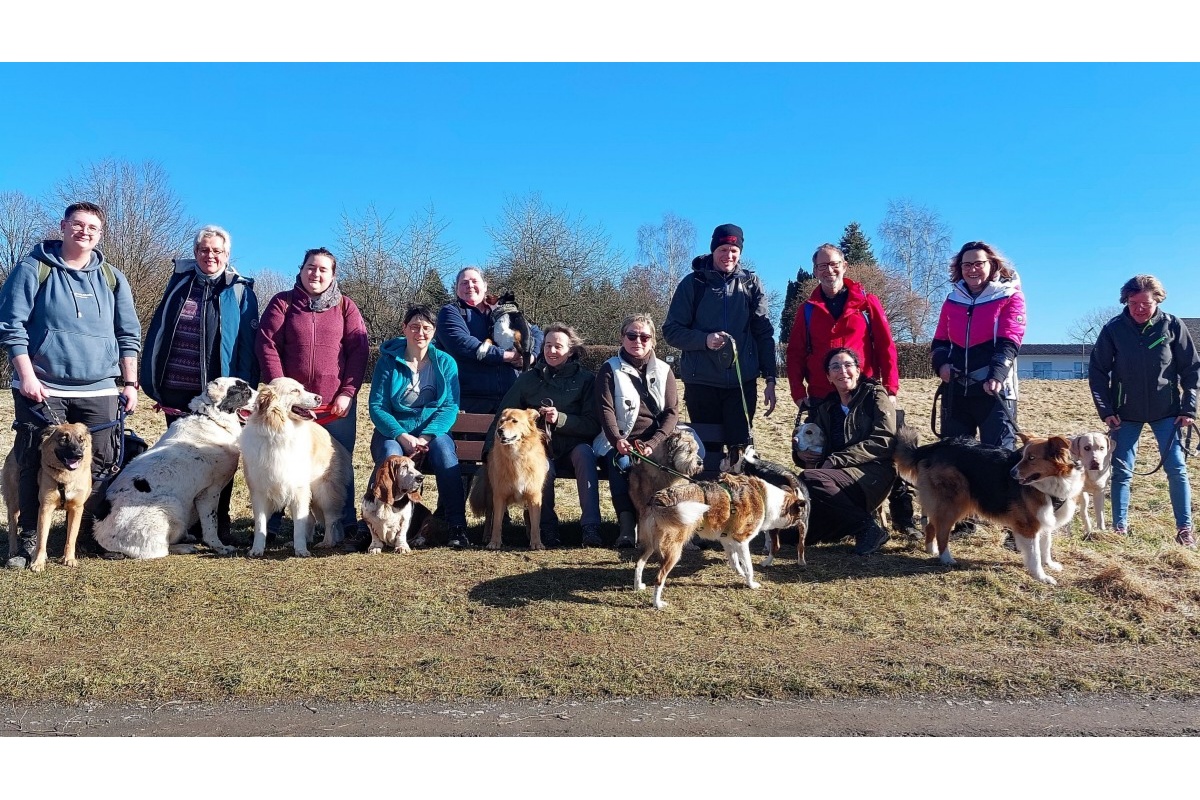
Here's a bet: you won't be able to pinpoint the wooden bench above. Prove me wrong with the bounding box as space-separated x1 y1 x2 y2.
444 413 727 481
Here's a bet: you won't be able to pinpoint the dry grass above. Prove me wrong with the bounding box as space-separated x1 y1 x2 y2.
2 378 1199 703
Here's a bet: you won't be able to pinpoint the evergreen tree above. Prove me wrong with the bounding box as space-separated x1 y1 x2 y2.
839 221 877 266
778 266 814 343
412 267 452 309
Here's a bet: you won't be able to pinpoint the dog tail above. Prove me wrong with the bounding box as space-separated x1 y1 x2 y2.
650 483 710 526
893 425 922 483
467 471 489 517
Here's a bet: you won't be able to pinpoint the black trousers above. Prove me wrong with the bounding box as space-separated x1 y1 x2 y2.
801 467 873 544
683 381 757 447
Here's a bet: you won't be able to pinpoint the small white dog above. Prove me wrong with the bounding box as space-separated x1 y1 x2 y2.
792 421 826 462
1070 431 1113 537
241 377 352 558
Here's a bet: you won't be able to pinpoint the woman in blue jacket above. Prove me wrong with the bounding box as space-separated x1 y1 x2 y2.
370 305 469 548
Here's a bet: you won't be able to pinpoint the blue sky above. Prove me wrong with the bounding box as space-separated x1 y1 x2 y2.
2 62 1197 344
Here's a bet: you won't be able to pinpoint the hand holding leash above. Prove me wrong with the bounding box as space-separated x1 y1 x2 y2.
706 331 728 351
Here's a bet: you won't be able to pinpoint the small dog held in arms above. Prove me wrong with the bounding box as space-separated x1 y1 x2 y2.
484 291 534 370
241 377 353 558
634 461 810 609
361 455 434 554
2 421 93 571
893 427 1084 585
92 377 257 560
791 420 826 466
468 407 551 550
1069 431 1113 538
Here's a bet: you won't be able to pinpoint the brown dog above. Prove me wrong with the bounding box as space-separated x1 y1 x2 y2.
2 423 94 572
362 455 434 553
468 407 550 550
628 428 704 529
634 473 809 609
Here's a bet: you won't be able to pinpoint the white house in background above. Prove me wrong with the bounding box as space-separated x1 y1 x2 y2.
1016 317 1200 380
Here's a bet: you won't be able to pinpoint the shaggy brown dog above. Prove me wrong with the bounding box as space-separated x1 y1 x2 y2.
362 455 434 553
634 473 809 609
894 428 1083 585
1 422 94 572
628 428 704 527
468 408 550 550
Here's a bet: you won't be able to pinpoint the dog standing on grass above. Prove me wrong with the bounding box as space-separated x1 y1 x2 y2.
1070 431 1112 537
2 422 93 572
469 407 550 550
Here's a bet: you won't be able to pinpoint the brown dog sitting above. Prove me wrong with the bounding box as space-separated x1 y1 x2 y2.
361 455 434 553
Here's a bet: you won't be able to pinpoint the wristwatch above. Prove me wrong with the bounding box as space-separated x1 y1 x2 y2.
122 379 140 389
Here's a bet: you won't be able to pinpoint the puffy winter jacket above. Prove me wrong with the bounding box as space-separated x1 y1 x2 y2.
930 273 1025 399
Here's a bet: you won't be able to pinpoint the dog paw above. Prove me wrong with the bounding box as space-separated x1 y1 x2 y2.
938 551 957 566
486 541 503 551
397 544 411 554
293 549 312 558
748 580 762 590
634 581 646 592
798 556 807 567
530 543 545 551
1046 560 1064 572
30 559 46 573
762 555 775 567
315 539 336 549
214 545 236 556
247 547 265 558
61 556 78 568
1036 573 1058 586
367 546 382 554
653 599 668 610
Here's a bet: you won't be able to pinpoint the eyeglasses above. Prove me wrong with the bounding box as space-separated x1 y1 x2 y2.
961 260 990 270
827 361 858 372
197 248 226 256
624 332 652 343
68 221 102 235
814 261 844 272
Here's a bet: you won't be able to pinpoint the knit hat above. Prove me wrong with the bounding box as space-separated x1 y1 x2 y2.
710 223 744 252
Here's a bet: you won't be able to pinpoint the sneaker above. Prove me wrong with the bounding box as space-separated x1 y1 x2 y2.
614 532 636 549
5 555 28 570
1112 526 1128 536
1002 531 1018 552
1176 527 1197 548
446 526 471 549
854 522 890 556
580 524 603 548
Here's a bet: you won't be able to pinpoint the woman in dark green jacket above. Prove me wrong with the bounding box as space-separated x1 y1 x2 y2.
488 323 601 548
797 347 897 556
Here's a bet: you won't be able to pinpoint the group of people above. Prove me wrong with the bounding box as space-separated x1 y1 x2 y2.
1 204 1196 570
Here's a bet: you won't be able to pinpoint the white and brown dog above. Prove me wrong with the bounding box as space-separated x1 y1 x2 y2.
1070 431 1112 537
362 455 434 554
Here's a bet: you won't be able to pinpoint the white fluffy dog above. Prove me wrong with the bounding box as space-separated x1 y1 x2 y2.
92 377 257 559
241 377 352 558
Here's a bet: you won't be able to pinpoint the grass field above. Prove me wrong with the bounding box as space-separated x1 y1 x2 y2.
1 377 1198 704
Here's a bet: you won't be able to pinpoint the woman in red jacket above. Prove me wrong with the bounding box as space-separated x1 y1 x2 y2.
256 247 370 542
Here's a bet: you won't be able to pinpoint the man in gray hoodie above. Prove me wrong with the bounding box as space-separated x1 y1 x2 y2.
0 202 141 569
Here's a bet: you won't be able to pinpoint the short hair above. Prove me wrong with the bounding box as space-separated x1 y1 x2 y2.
301 247 337 273
543 323 585 358
194 225 232 255
454 266 485 285
404 304 437 328
823 346 862 373
620 313 656 338
949 240 1014 283
1119 274 1167 305
63 202 106 228
811 243 845 265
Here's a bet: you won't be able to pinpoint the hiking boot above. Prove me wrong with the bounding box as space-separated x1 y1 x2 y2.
1002 530 1018 552
614 511 637 548
1112 525 1129 536
1176 527 1197 548
5 555 28 570
540 524 561 549
951 517 978 538
581 524 603 548
6 531 36 569
446 526 471 549
854 521 890 556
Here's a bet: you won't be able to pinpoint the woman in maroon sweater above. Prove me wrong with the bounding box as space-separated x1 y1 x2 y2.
256 247 370 541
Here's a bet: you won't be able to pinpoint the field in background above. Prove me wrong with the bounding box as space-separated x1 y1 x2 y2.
1 378 1197 703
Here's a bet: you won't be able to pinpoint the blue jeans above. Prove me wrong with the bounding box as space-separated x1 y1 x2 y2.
269 398 359 535
370 430 466 527
1110 417 1192 531
545 444 601 527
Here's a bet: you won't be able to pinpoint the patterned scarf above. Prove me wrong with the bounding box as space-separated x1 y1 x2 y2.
299 276 343 312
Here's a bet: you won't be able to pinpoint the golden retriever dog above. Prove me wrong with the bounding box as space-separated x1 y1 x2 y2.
634 473 809 609
1070 431 1112 537
468 407 550 550
894 428 1084 585
241 377 352 558
1 422 93 572
362 455 434 554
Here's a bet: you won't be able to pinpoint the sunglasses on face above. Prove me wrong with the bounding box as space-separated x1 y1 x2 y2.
624 332 652 343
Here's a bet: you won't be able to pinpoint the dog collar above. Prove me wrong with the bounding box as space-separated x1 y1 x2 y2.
1049 494 1067 511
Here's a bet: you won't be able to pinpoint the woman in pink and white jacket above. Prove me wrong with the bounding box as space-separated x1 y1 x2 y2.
930 241 1026 449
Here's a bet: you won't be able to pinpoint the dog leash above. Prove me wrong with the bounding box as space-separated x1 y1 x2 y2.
627 448 735 502
1114 420 1196 477
727 338 755 446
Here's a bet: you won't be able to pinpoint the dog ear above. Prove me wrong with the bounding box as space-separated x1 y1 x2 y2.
1048 435 1074 466
376 459 397 507
1069 436 1084 459
256 387 275 413
1016 431 1032 446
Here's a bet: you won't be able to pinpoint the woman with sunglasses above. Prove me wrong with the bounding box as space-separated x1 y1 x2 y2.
595 314 679 548
930 241 1026 449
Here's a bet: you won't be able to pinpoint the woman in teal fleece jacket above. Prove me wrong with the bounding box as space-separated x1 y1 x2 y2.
368 305 468 545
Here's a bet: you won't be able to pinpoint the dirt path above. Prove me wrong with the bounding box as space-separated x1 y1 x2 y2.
4 694 1198 736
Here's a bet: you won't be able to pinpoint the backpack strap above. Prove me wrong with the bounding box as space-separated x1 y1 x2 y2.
804 302 873 357
36 259 118 292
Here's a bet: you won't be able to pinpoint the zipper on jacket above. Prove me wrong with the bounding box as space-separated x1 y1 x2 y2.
962 303 975 394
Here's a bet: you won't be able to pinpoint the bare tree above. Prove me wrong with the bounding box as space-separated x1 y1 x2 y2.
878 199 953 342
253 268 293 302
338 203 457 348
0 190 52 282
1067 306 1122 345
53 159 195 323
486 193 624 338
636 212 697 299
